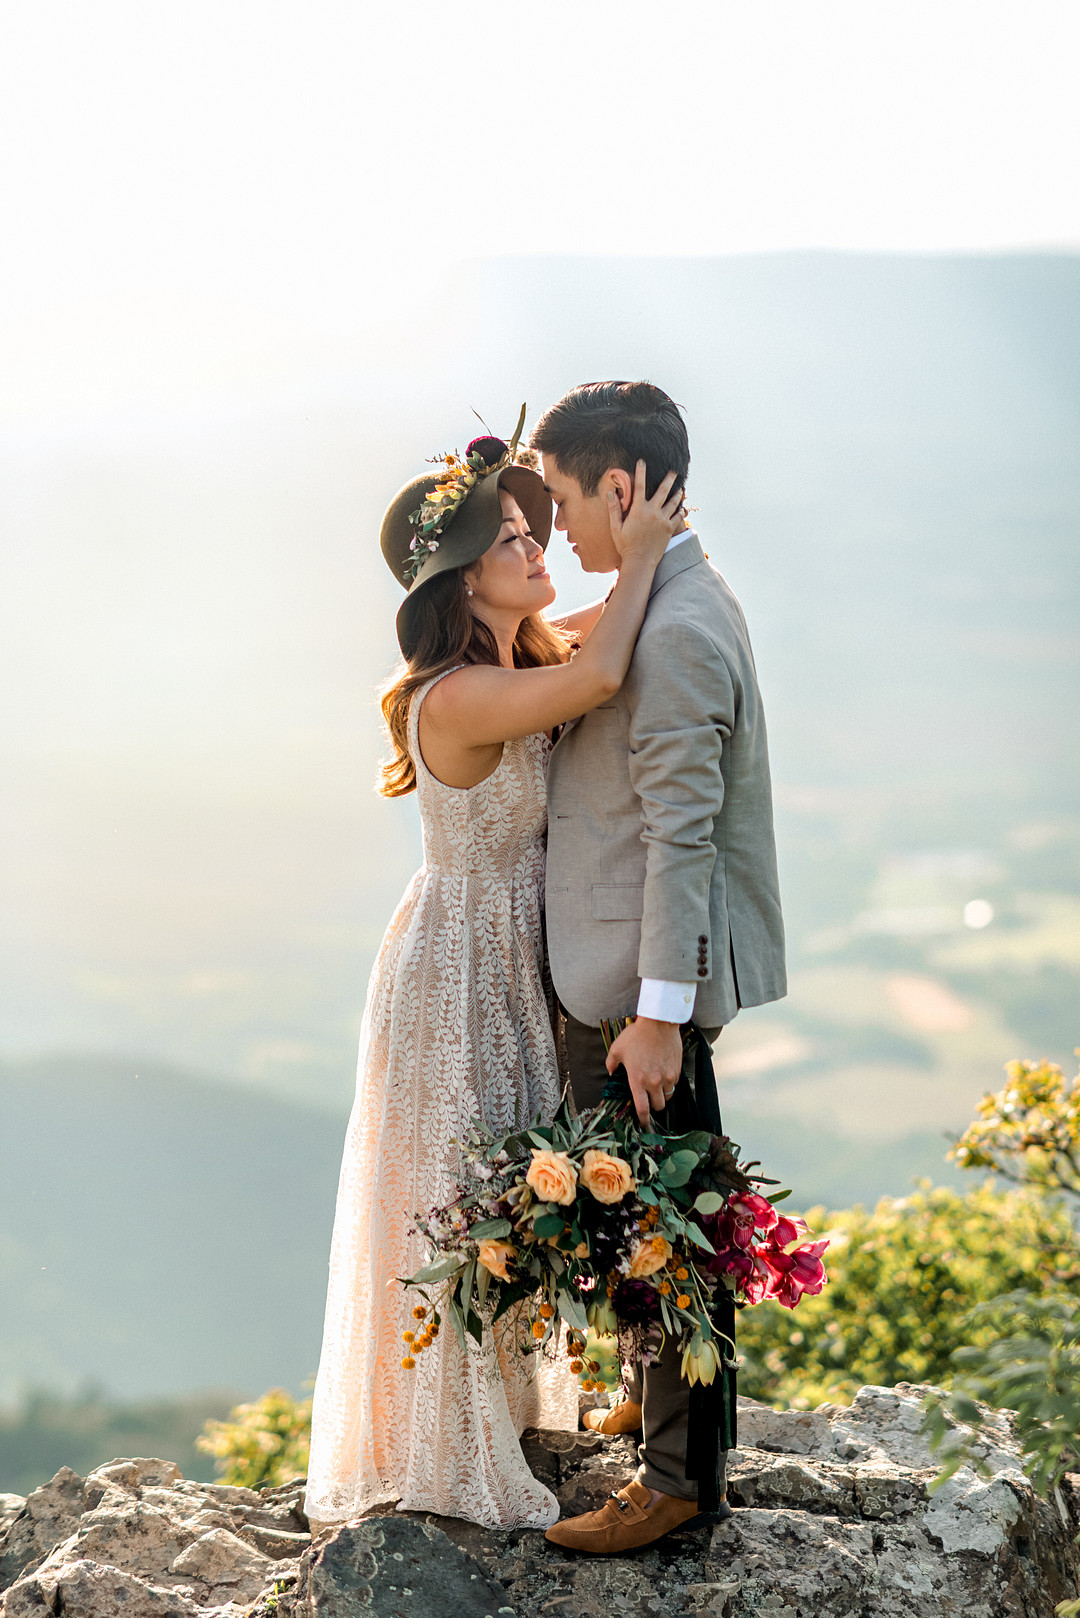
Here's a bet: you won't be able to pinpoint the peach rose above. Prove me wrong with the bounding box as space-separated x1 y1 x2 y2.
477 1240 517 1282
628 1234 673 1278
525 1147 578 1206
580 1148 636 1205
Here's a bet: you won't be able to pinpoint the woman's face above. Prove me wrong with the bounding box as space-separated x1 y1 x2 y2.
465 487 555 618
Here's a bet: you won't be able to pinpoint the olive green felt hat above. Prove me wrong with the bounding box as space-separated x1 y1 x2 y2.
380 423 552 661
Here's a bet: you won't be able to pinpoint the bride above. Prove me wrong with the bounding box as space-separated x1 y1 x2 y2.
304 425 681 1531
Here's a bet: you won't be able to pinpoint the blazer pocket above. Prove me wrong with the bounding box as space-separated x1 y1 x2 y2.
591 884 645 921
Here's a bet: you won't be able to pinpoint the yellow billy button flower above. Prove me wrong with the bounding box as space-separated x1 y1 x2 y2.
401 1356 416 1370
659 1280 672 1295
412 1305 428 1320
402 1331 415 1344
532 1321 547 1339
539 1302 554 1319
569 1359 584 1374
676 1294 692 1309
675 1267 689 1280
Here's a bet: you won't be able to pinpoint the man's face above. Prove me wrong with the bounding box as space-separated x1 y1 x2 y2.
540 454 622 573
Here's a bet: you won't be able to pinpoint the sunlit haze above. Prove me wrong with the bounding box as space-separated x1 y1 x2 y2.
1 0 1078 418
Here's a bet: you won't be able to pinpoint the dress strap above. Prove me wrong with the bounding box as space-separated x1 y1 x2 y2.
407 664 467 763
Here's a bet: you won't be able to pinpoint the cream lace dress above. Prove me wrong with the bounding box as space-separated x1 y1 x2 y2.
305 670 578 1530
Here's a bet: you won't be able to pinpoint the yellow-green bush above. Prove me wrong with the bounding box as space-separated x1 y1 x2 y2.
196 1388 311 1489
735 1180 1077 1409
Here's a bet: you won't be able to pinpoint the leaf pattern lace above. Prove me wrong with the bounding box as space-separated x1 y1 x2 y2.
305 668 578 1529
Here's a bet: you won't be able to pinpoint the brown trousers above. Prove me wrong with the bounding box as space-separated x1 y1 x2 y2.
561 1012 727 1503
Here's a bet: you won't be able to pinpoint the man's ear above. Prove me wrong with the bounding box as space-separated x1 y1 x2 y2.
606 467 634 514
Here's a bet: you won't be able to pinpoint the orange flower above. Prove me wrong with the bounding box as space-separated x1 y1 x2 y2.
676 1294 691 1309
532 1321 547 1339
525 1148 578 1206
629 1234 673 1278
477 1239 517 1282
539 1302 554 1319
580 1148 636 1205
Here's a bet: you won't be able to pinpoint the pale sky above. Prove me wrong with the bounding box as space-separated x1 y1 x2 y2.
1 0 1078 419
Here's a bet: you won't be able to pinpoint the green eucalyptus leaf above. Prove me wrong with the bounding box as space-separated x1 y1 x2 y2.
470 1217 513 1240
412 1254 466 1286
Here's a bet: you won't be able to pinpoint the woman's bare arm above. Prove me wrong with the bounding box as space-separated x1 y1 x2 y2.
422 467 681 754
548 597 608 644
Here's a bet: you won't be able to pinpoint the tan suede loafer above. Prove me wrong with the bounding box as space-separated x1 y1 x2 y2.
582 1398 643 1436
545 1479 713 1554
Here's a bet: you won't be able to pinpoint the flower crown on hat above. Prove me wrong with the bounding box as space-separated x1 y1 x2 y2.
404 403 533 584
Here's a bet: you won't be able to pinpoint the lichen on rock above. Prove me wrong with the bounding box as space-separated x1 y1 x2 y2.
0 1385 1077 1617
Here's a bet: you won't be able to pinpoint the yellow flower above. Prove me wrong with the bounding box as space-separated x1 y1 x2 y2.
401 1357 416 1370
675 1267 689 1280
539 1302 554 1319
580 1148 636 1205
569 1359 584 1374
659 1280 672 1295
676 1293 691 1309
532 1321 547 1339
525 1148 578 1206
412 1305 428 1320
629 1234 673 1278
477 1239 517 1282
402 1331 415 1344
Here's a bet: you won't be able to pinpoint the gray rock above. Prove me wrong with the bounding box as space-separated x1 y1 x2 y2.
294 1517 516 1618
85 1460 184 1498
7 1557 205 1618
0 1505 23 1544
3 1388 1079 1618
0 1468 86 1592
170 1527 275 1589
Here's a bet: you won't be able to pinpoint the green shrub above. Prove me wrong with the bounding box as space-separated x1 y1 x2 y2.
734 1181 1077 1408
196 1388 311 1489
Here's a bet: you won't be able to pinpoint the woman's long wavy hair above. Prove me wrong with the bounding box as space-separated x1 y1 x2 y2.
378 566 572 797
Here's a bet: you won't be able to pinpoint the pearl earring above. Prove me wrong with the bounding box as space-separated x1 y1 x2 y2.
467 587 474 596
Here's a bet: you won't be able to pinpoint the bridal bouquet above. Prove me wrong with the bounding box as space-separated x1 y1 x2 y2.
399 1082 829 1387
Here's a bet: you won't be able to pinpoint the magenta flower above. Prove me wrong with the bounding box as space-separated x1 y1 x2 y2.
760 1239 830 1309
771 1213 809 1248
728 1193 779 1249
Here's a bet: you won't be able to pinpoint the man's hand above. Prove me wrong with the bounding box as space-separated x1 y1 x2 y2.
606 1017 683 1127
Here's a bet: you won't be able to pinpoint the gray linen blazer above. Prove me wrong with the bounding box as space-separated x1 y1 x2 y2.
545 534 786 1029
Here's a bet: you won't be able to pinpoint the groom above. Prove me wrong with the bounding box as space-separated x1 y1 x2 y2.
532 381 786 1553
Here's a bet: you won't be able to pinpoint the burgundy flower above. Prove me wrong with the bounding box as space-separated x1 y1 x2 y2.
466 435 508 468
612 1276 662 1324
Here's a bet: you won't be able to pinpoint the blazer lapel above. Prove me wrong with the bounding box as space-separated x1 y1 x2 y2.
650 533 705 599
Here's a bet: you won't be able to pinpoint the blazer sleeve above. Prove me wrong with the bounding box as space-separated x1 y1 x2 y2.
624 621 735 983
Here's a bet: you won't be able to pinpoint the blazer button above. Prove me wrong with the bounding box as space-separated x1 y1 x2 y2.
698 935 708 945
697 967 708 977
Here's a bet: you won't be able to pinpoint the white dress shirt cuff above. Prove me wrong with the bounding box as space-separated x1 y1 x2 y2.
636 978 697 1023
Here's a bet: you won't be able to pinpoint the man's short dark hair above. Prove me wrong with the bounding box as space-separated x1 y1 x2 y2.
530 381 690 502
